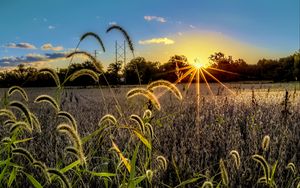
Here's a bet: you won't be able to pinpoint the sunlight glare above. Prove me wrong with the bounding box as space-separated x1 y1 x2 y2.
192 58 208 69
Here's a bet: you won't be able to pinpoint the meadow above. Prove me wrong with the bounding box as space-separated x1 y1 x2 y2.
0 81 299 187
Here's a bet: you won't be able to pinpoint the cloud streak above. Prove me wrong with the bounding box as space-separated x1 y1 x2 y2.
144 16 166 23
5 42 36 49
0 52 66 67
41 43 64 51
139 37 175 45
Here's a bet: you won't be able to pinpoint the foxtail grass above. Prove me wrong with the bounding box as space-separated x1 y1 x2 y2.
39 68 61 87
127 88 160 110
4 119 15 126
0 109 17 120
229 150 241 169
9 101 32 126
156 156 167 171
66 51 96 64
1 137 16 148
34 94 60 112
219 159 229 186
99 114 118 125
80 32 105 52
68 69 99 82
106 25 134 55
145 123 154 140
12 147 34 163
65 146 81 159
32 160 47 171
262 135 270 151
8 86 28 101
30 113 41 132
130 114 145 133
10 121 32 134
47 168 72 188
57 111 78 131
286 162 296 175
143 109 152 119
252 154 271 184
57 123 86 165
32 160 51 183
147 80 182 100
146 169 153 183
201 181 213 188
66 51 103 73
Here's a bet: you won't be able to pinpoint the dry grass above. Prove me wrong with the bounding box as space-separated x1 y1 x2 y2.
0 82 299 187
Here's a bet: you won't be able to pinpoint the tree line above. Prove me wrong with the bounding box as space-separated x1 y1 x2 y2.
0 51 299 87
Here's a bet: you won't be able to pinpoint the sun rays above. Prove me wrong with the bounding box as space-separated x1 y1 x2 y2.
156 58 236 126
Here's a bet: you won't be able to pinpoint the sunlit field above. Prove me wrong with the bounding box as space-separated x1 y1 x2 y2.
0 1 299 186
0 82 299 187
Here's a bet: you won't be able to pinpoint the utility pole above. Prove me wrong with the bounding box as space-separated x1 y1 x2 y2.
115 40 127 83
94 50 101 60
115 40 126 68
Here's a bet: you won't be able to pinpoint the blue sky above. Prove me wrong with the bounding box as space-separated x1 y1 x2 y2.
0 0 299 69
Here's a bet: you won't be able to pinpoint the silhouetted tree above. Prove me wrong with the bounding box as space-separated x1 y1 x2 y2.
106 61 123 84
124 57 160 84
159 55 188 82
0 51 299 87
293 52 300 80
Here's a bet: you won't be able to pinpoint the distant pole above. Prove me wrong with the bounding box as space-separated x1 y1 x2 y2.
115 40 118 64
115 40 127 83
115 40 126 68
124 40 126 68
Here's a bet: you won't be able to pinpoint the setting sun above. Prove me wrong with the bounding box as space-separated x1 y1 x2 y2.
191 58 208 69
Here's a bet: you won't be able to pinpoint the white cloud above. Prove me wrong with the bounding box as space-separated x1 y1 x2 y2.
41 43 64 51
5 42 36 49
109 21 117 25
144 16 166 23
48 25 55 29
139 37 175 45
189 25 196 29
26 53 47 60
2 56 18 61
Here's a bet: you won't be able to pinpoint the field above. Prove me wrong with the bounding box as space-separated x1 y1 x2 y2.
0 82 299 187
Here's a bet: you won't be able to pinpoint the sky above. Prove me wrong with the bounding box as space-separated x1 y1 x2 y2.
0 0 299 70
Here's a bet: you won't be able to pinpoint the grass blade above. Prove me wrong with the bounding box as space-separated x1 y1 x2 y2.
174 177 201 188
133 130 151 150
60 160 81 173
8 167 17 187
111 140 131 173
23 172 43 188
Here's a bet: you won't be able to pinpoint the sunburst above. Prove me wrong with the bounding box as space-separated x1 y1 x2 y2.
157 57 237 126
